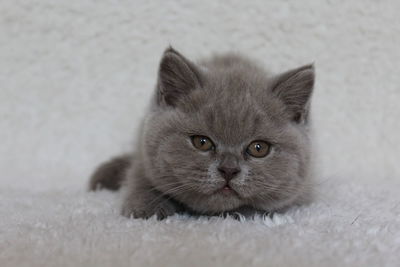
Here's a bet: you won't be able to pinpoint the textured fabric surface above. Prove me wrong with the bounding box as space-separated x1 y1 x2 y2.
1 1 399 266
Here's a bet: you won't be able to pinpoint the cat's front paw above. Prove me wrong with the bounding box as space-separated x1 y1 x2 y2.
121 200 177 220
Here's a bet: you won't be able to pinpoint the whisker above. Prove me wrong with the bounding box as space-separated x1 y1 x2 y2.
147 183 198 207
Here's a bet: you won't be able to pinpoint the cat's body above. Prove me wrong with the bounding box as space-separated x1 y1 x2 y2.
89 48 315 219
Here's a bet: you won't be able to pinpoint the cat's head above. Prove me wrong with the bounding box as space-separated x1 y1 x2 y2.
142 47 314 214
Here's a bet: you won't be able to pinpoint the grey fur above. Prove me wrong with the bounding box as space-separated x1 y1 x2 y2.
89 47 315 219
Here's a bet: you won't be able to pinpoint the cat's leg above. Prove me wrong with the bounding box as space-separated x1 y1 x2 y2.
121 164 180 219
88 154 131 191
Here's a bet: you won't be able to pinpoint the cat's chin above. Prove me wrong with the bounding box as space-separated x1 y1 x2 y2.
185 189 244 214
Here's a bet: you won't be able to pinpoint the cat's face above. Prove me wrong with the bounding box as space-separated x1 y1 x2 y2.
142 48 314 214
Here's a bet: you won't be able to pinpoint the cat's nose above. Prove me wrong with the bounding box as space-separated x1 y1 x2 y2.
218 154 241 181
218 166 241 181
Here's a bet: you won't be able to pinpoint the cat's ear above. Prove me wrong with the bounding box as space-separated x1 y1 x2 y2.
157 47 203 107
270 64 315 123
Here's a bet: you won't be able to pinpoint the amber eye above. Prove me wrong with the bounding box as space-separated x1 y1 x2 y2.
246 141 271 158
191 135 214 151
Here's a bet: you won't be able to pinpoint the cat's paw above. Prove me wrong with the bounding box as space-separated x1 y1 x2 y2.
121 200 177 220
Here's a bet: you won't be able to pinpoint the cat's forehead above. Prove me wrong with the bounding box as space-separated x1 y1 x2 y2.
191 92 284 146
180 69 287 145
201 103 260 143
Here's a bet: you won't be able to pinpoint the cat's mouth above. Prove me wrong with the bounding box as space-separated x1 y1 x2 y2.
218 184 238 196
222 185 232 191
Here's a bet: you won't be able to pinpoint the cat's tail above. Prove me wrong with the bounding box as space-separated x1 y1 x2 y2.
88 154 131 191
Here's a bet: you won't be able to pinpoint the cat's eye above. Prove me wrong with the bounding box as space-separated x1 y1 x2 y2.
191 135 214 151
246 141 271 158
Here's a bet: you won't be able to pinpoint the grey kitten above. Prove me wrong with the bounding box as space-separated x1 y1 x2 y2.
89 47 315 219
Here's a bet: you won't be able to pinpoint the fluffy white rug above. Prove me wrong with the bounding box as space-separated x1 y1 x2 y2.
1 180 400 267
1 1 400 266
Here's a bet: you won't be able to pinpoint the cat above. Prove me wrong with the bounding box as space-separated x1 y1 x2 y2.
89 47 315 219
